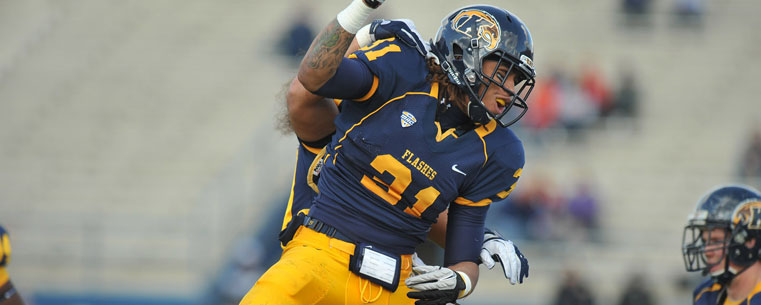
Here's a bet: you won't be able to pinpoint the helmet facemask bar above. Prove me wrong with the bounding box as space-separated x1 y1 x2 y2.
682 223 731 275
472 52 535 127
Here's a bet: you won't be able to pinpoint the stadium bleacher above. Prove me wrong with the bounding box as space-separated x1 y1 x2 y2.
0 0 760 304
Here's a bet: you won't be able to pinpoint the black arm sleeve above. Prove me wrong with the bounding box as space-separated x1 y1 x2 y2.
312 58 374 100
298 132 334 149
443 204 489 266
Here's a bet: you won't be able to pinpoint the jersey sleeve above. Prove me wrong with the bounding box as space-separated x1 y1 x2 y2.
298 133 332 151
749 293 761 305
347 38 429 107
280 142 323 232
692 278 720 305
455 139 525 208
443 204 488 265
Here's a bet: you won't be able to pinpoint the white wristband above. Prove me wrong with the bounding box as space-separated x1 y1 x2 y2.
355 23 372 47
456 271 473 299
337 0 374 34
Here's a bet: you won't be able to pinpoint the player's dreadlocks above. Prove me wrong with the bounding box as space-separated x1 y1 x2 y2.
275 79 295 135
426 57 469 114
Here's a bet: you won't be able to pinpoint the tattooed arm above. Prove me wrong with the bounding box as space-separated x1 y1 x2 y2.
288 40 361 142
297 19 356 92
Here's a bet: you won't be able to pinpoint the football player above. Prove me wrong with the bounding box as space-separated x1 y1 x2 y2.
277 18 528 288
242 0 536 304
683 184 761 304
0 226 24 305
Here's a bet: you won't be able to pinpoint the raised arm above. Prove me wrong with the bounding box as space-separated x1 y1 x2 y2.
286 37 361 142
286 79 337 142
297 20 354 92
297 0 382 92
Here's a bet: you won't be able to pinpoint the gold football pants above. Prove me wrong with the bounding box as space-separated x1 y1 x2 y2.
240 226 415 305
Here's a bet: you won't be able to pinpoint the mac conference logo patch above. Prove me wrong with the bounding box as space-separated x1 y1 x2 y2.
401 111 417 128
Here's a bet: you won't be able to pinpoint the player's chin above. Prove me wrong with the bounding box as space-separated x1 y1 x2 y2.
708 263 724 274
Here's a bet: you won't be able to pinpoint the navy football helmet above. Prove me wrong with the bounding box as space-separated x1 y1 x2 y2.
430 5 536 127
682 184 761 285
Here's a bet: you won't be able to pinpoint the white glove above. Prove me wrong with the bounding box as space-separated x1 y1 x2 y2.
406 265 461 291
411 252 426 268
479 229 529 284
406 265 470 303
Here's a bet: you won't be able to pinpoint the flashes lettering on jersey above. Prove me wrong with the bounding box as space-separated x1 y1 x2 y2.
401 149 437 180
349 243 402 292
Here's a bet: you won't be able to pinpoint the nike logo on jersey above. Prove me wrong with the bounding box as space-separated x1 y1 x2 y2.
451 164 466 176
401 111 417 128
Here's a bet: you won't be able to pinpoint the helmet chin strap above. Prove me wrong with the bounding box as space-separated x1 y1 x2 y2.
711 260 751 286
466 99 492 125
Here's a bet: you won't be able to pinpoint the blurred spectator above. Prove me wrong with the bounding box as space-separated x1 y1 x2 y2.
620 0 653 28
612 66 640 121
277 7 316 65
535 185 574 242
497 175 553 241
499 174 579 242
672 0 705 27
738 127 761 180
498 174 607 243
622 0 651 15
566 181 601 242
579 63 613 121
522 72 561 145
525 72 561 131
552 270 596 305
618 273 656 305
519 63 641 142
499 191 536 240
558 73 598 143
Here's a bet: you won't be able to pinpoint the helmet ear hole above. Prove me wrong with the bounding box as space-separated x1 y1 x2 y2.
452 44 463 61
734 229 748 244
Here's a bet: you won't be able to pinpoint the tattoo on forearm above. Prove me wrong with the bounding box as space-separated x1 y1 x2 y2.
304 19 354 74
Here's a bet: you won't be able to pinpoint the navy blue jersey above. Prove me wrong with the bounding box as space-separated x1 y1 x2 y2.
308 38 525 255
694 279 723 305
280 142 324 233
693 278 761 304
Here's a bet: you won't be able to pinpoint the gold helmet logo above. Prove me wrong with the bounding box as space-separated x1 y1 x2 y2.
451 10 501 50
733 200 761 230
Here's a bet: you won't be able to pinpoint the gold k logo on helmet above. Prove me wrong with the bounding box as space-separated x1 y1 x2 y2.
732 200 761 229
451 10 501 50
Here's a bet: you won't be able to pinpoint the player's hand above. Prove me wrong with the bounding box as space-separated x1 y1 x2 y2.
406 265 466 305
411 252 426 268
368 19 430 57
479 229 529 284
362 0 384 9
